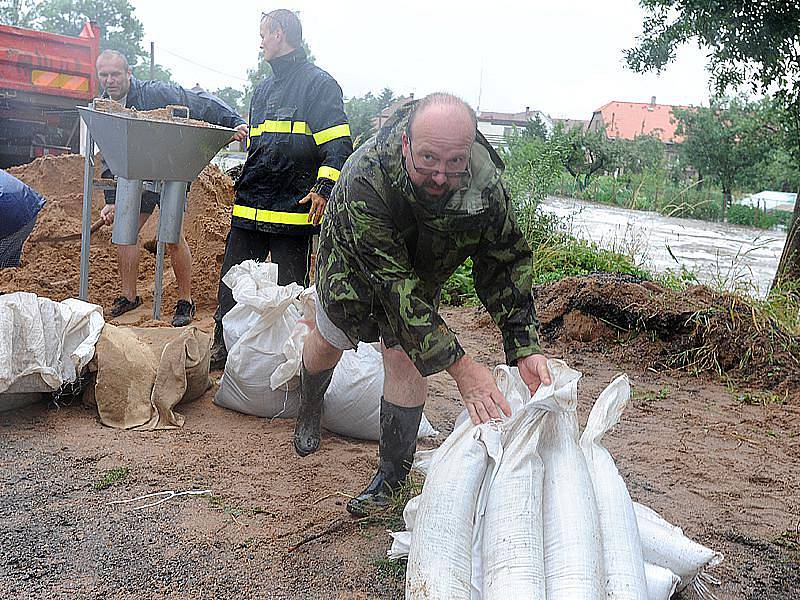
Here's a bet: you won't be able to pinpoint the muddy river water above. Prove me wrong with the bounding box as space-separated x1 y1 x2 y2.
540 196 788 297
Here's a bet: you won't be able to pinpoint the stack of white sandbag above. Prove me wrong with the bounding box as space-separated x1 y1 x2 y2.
0 292 104 401
390 360 722 600
213 260 437 440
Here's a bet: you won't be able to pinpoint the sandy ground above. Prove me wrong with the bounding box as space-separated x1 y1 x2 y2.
1 307 798 599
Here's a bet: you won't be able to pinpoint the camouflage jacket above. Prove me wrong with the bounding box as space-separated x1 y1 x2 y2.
317 105 540 376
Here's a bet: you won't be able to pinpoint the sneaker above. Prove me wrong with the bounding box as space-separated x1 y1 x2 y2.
109 295 142 318
171 299 196 327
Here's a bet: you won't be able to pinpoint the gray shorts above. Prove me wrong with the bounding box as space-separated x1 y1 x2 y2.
314 292 402 351
315 293 357 350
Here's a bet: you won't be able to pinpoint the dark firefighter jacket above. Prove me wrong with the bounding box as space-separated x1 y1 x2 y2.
232 48 353 235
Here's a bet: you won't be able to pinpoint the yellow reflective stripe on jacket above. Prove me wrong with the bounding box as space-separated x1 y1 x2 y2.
248 120 350 146
233 204 315 226
313 124 351 145
317 166 341 181
249 120 312 138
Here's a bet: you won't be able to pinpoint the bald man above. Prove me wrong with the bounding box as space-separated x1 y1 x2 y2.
294 92 550 516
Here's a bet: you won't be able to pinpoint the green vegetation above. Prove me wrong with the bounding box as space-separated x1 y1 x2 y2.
344 88 397 147
208 495 272 518
355 477 422 532
373 557 407 580
94 467 129 490
625 0 800 288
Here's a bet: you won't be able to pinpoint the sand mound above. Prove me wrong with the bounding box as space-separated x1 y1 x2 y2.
0 154 234 312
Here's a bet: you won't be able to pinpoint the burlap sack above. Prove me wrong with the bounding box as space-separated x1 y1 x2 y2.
87 324 212 430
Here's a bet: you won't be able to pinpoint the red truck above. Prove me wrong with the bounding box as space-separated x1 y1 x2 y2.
0 21 100 168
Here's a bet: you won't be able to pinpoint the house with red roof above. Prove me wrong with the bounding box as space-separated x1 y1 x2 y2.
588 97 691 151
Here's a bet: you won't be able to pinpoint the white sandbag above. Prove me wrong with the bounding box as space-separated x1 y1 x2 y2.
579 374 648 599
0 292 103 394
644 563 680 600
322 342 437 440
634 503 723 597
480 365 547 600
214 261 303 417
274 285 316 388
388 494 420 559
538 360 605 600
406 419 502 600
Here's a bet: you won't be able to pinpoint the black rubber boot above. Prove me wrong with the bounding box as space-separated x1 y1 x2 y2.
209 322 227 371
346 398 423 517
293 361 335 457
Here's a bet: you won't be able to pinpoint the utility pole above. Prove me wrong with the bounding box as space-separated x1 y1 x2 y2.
150 41 155 80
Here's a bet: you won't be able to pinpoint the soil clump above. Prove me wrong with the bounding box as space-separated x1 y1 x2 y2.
534 273 799 398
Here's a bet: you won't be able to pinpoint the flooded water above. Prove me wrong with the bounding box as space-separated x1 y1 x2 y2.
540 196 787 297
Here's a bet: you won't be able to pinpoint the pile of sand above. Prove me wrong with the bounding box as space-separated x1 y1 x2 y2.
0 154 234 312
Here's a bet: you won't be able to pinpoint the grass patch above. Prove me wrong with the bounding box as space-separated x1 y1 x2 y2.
374 557 407 580
356 477 422 532
634 385 670 404
94 467 129 490
208 495 272 518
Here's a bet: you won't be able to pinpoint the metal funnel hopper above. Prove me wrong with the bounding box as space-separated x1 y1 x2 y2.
77 106 235 181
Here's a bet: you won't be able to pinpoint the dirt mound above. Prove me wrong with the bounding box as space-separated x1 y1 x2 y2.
535 274 800 396
0 154 234 313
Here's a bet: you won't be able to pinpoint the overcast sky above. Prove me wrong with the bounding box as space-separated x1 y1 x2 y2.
132 0 712 119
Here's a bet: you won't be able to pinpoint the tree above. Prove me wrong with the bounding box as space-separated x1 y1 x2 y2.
523 114 549 141
673 98 768 216
550 123 621 191
618 134 665 175
211 86 244 114
502 130 564 207
0 0 38 26
624 0 800 286
132 62 176 85
344 88 396 147
34 0 146 65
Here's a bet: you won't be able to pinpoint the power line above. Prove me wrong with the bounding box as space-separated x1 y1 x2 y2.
155 46 249 83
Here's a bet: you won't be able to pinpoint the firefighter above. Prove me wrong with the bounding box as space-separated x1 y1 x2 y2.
210 9 353 369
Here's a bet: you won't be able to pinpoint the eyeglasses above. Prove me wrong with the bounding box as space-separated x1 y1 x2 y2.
407 133 471 180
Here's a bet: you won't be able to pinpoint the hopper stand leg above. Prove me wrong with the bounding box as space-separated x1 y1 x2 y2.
79 130 94 301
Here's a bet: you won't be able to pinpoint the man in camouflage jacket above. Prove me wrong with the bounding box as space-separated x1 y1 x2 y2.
295 93 550 516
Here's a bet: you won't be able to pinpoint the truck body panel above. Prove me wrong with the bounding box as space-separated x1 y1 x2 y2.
0 21 100 167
